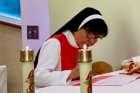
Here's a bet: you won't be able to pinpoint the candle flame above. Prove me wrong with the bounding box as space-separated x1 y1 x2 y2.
83 44 87 50
25 46 29 51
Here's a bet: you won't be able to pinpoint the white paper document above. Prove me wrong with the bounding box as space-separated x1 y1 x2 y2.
94 74 140 86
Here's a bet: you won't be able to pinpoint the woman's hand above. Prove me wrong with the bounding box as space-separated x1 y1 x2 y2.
128 66 140 74
67 65 80 81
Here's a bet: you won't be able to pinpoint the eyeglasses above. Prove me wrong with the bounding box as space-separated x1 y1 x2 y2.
87 31 103 40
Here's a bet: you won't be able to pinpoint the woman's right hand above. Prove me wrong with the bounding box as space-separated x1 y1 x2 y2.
67 65 80 81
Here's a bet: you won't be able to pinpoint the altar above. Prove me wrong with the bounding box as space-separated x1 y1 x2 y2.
35 70 140 93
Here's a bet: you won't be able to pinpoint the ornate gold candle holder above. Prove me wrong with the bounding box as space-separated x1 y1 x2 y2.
20 46 34 93
78 44 92 93
20 47 34 62
78 49 92 62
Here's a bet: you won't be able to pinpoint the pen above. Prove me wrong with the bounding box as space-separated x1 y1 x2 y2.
119 72 133 75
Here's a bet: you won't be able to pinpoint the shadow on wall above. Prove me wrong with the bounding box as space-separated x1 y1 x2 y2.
116 15 137 58
114 15 138 70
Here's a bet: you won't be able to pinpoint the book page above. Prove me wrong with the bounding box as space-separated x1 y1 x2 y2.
94 74 140 86
71 74 140 86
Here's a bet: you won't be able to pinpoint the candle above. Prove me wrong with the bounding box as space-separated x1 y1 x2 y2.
20 46 34 62
78 44 92 93
78 44 92 62
20 46 34 93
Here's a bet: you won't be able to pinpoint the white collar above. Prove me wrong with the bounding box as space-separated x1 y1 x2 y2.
63 30 79 48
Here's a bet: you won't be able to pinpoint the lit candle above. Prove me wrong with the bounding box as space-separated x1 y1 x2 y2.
25 46 29 61
78 44 92 93
78 44 92 62
20 46 34 93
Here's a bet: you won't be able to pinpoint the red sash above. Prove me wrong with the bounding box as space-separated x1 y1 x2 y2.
53 34 79 71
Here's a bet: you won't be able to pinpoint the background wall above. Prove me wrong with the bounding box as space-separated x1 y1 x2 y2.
49 0 140 70
21 0 50 54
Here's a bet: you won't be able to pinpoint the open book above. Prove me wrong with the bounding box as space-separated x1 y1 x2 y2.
71 73 140 86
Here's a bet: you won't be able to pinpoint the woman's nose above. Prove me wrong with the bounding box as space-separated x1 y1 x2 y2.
87 39 97 46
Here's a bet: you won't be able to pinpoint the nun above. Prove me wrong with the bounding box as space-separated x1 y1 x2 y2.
35 7 108 87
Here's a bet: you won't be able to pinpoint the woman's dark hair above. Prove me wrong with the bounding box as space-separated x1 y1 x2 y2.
52 7 108 37
81 19 108 38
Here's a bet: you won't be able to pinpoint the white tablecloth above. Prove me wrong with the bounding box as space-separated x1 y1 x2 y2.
0 65 7 93
35 70 140 93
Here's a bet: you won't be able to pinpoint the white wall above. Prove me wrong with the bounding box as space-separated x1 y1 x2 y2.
49 0 140 70
21 0 50 54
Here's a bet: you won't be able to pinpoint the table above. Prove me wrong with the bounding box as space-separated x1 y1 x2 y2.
35 70 140 93
0 65 7 93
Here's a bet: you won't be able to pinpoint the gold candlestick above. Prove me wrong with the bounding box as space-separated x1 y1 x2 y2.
20 46 34 93
78 44 92 93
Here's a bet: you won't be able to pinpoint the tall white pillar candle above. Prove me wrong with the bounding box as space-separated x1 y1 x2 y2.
20 46 34 93
78 44 92 93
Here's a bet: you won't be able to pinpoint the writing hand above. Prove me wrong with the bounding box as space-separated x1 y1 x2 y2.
67 65 80 81
128 66 140 74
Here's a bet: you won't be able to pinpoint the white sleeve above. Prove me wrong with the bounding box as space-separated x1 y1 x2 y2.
121 56 140 66
131 56 140 66
35 38 71 87
132 56 140 63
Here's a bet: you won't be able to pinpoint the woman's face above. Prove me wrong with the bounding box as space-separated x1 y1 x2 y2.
74 28 102 48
